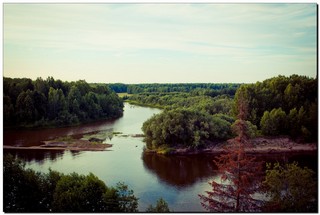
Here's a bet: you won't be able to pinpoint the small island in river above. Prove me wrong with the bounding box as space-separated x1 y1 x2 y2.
4 140 112 151
3 129 146 151
3 130 114 151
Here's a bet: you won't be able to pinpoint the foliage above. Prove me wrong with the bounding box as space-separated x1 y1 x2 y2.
199 147 264 212
137 87 237 151
199 92 264 212
4 154 45 212
260 108 286 136
142 108 233 150
234 75 317 141
146 197 171 212
231 119 257 139
3 154 138 212
263 162 317 212
128 92 234 115
3 77 124 128
108 83 240 95
113 182 139 212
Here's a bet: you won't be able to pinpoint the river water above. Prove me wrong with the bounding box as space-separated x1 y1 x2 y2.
3 103 317 212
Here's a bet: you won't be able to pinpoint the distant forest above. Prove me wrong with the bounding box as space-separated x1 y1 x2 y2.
3 75 317 145
106 83 241 95
3 77 123 128
125 75 317 151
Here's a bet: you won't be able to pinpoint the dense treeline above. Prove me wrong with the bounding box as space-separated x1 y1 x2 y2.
234 75 317 141
140 75 317 151
142 109 234 150
4 154 173 212
129 93 234 114
3 77 124 127
139 93 237 151
263 162 317 212
3 154 138 212
108 83 240 95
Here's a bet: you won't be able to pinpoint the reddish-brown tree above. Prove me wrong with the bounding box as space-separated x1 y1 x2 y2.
199 92 264 212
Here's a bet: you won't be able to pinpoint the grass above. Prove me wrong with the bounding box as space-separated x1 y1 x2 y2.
117 93 132 98
126 100 165 109
54 136 74 143
156 145 174 155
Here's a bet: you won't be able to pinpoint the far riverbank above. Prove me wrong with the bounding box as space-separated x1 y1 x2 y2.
145 137 317 155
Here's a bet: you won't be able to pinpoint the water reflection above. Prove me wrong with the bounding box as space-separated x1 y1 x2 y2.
255 152 318 172
4 149 82 164
142 153 218 188
142 152 317 189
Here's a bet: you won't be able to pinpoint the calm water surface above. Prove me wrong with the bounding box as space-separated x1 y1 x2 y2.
3 103 317 212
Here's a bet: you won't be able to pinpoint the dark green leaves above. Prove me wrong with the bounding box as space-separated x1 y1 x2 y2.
4 155 139 212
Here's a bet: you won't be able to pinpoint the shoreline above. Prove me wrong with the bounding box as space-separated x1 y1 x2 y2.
4 137 317 155
3 115 123 131
3 145 112 151
145 137 318 155
4 139 113 152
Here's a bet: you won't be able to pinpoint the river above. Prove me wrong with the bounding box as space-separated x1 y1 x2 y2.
3 103 317 212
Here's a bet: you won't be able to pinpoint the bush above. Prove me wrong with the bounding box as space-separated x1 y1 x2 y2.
4 154 138 212
263 162 317 212
146 198 170 212
142 108 232 150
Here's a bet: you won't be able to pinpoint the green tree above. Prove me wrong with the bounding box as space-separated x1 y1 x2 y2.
67 86 82 113
3 154 48 212
287 108 299 137
34 77 49 96
146 198 170 212
284 83 300 111
263 162 317 212
4 77 124 128
142 108 232 150
260 108 286 136
113 182 139 212
48 87 67 120
52 173 108 212
15 90 35 123
4 155 138 213
231 119 257 139
4 95 14 125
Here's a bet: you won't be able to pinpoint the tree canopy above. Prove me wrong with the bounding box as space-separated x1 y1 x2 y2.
4 77 124 128
107 83 240 95
234 75 317 141
263 162 317 212
3 154 138 212
142 108 233 150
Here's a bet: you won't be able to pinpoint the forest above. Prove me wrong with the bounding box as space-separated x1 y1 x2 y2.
4 75 316 146
107 82 240 95
3 74 318 212
3 77 124 128
198 90 317 212
4 151 317 212
132 75 317 151
234 75 317 141
3 154 170 213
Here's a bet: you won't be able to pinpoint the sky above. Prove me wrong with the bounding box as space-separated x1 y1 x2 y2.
3 3 317 84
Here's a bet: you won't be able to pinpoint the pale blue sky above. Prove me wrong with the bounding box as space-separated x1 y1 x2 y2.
3 3 317 83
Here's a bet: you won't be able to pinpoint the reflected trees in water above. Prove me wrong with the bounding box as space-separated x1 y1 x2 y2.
142 153 216 188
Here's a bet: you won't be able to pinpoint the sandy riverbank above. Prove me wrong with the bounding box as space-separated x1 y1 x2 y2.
147 137 317 155
4 139 112 151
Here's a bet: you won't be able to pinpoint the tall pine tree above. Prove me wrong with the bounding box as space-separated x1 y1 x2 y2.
199 92 264 212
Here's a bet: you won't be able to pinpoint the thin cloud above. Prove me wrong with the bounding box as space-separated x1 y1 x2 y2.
3 3 317 83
